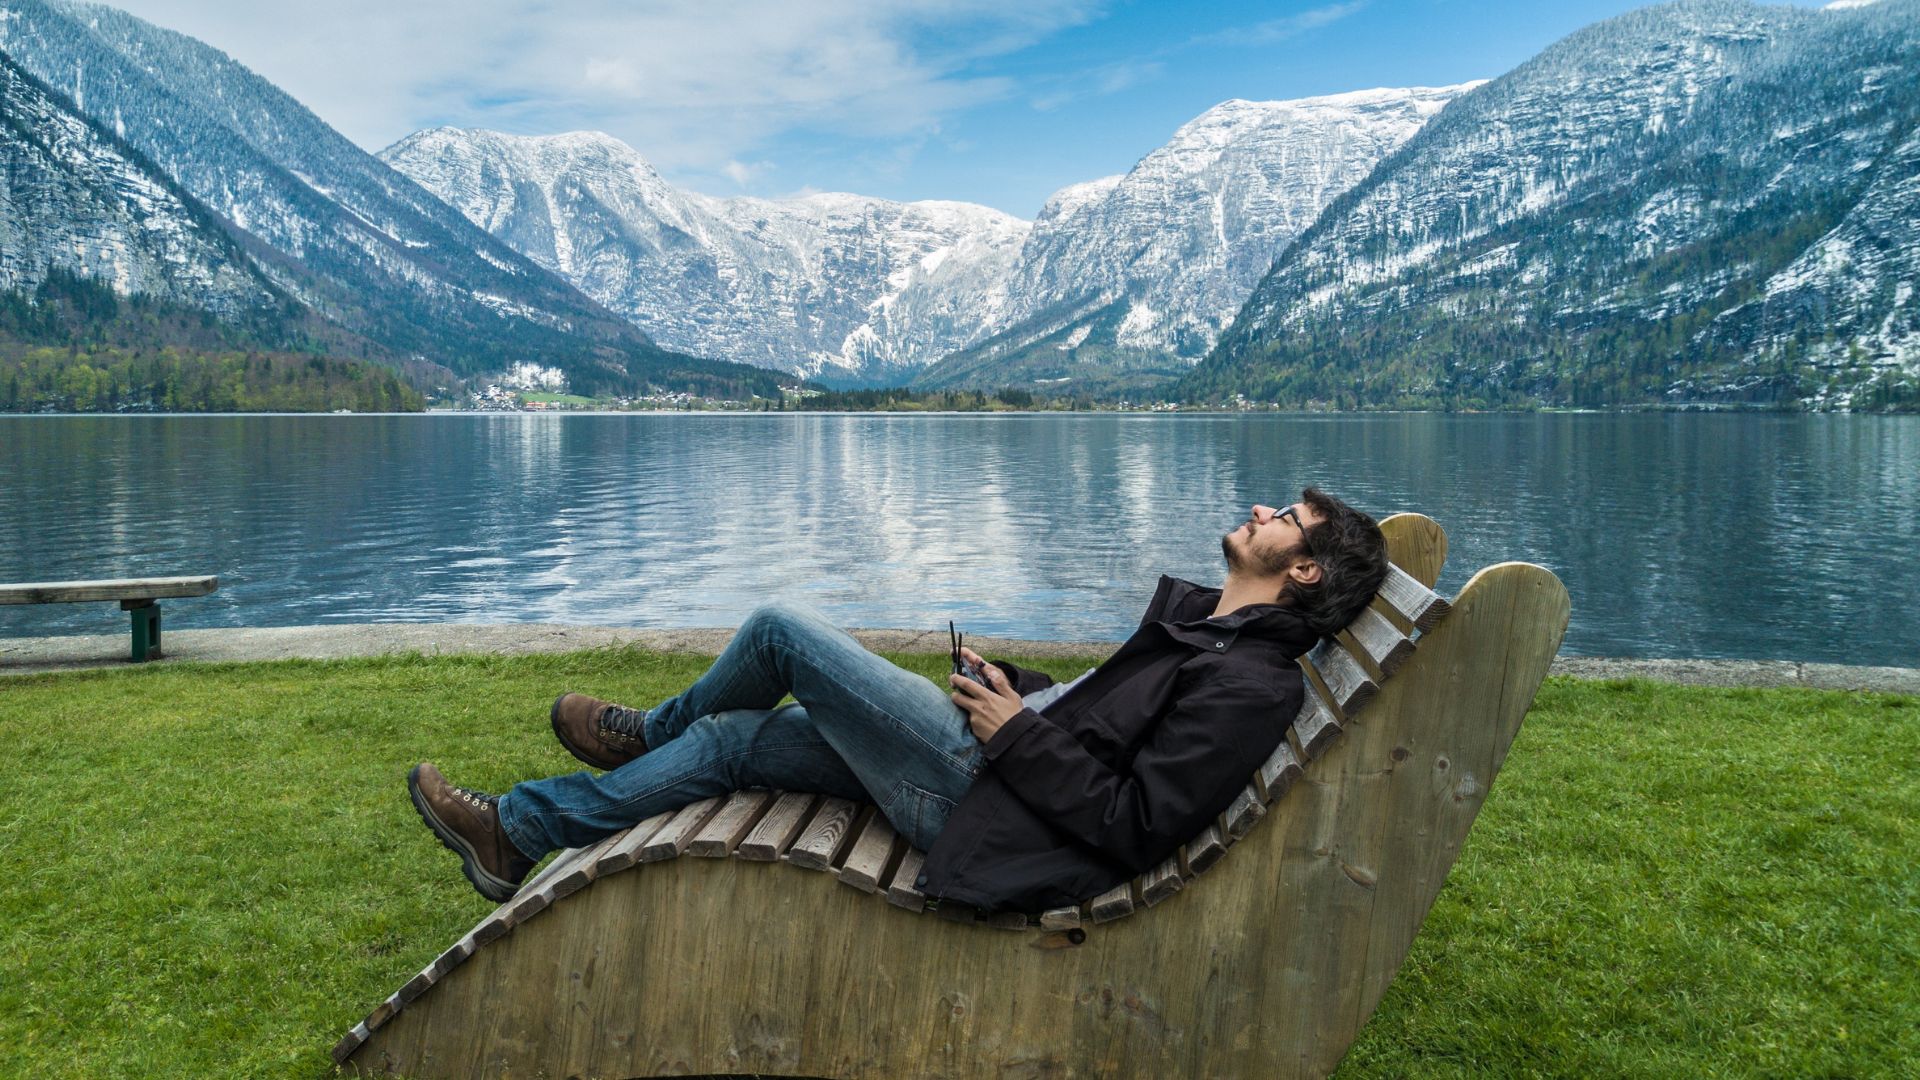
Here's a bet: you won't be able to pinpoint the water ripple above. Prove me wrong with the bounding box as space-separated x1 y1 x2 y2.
1 413 1915 666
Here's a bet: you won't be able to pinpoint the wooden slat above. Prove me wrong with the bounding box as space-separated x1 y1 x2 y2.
1379 563 1450 632
0 575 218 605
550 833 626 901
1258 735 1305 800
736 791 817 861
508 845 584 905
1038 906 1083 931
784 797 861 871
592 811 677 877
364 992 401 1033
885 847 928 912
1371 595 1416 637
1224 783 1266 839
522 841 595 891
504 844 602 925
331 1022 371 1065
470 902 515 947
389 919 484 1010
1292 681 1344 759
836 814 901 893
411 935 477 999
641 797 725 862
1140 855 1186 907
985 911 1031 931
1307 638 1377 718
1184 823 1229 876
1089 882 1136 923
687 790 774 857
1345 605 1417 678
433 933 477 974
394 963 437 1008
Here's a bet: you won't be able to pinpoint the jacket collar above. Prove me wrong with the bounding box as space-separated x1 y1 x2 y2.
1144 575 1320 658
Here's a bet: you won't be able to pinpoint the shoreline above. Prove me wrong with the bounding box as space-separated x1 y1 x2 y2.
7 406 1916 416
2 624 1914 692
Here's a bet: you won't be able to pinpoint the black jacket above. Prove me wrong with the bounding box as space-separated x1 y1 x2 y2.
919 575 1320 913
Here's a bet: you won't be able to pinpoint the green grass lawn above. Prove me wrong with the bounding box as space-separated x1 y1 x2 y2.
1 651 1914 1078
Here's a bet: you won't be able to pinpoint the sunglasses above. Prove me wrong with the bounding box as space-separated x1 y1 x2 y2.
1270 505 1315 557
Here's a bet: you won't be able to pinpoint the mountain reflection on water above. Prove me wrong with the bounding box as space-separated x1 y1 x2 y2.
2 413 1914 667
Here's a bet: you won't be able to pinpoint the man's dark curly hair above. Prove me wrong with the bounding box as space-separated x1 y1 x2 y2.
1281 487 1390 638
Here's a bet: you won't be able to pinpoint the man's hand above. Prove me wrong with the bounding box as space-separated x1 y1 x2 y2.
950 645 1025 744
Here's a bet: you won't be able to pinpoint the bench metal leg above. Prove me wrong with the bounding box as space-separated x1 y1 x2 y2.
122 600 161 661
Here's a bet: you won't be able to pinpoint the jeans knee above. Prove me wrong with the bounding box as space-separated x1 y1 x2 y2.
745 598 826 641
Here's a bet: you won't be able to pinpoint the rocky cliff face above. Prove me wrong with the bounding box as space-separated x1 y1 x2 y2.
0 50 275 314
1003 88 1471 353
1191 0 1920 410
380 128 1027 385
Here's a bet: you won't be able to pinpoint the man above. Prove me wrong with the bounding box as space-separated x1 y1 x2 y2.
409 488 1390 914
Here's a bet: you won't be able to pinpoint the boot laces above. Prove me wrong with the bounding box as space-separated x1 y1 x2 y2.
451 783 499 812
598 704 649 743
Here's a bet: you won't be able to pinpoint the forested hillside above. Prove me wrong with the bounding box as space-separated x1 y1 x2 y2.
0 271 422 411
0 346 422 412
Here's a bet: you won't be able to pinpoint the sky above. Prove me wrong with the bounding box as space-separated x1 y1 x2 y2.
102 0 1839 217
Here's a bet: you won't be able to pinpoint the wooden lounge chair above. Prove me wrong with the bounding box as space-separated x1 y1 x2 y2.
335 514 1569 1079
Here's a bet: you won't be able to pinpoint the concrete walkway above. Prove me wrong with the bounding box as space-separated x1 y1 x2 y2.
2 623 1915 692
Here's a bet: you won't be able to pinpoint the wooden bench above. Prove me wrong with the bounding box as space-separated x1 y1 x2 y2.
336 515 1570 1079
0 577 219 661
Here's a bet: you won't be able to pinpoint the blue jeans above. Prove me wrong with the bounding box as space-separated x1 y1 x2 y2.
497 600 984 861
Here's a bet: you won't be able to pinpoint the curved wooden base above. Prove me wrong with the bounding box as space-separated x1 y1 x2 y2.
349 559 1568 1079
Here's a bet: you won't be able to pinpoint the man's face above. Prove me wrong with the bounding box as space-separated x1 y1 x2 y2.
1221 501 1322 577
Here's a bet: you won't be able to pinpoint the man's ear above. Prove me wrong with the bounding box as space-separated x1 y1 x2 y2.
1289 558 1322 587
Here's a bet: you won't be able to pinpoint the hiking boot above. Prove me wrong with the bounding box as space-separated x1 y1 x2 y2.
407 763 535 903
550 692 652 770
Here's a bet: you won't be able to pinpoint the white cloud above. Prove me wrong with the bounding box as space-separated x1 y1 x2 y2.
1029 59 1164 111
1189 1 1369 48
97 0 1101 171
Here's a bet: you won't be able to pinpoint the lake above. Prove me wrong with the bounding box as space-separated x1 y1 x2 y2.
2 413 1914 667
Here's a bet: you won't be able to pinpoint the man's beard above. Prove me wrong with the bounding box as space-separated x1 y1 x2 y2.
1221 526 1295 577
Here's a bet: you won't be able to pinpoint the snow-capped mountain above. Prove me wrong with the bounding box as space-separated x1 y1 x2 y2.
388 85 1469 387
0 51 275 314
380 128 1028 384
916 85 1473 388
15 0 1900 408
1191 0 1920 409
0 0 783 397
